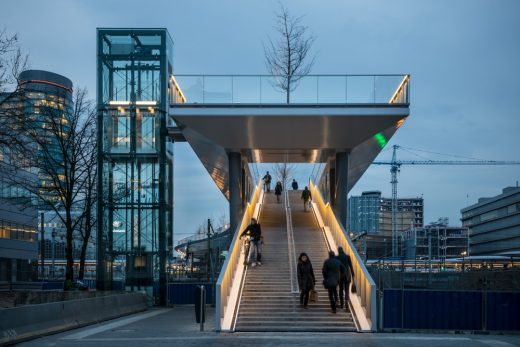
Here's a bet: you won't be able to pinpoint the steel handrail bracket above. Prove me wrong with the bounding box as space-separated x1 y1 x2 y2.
215 180 264 331
309 180 377 332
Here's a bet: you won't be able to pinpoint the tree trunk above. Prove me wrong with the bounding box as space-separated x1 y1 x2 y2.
65 219 74 286
287 78 291 104
78 239 88 280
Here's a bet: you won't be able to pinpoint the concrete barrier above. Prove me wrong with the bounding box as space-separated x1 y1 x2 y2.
0 292 147 345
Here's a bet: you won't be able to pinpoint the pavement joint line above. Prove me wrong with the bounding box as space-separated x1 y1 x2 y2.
61 309 170 340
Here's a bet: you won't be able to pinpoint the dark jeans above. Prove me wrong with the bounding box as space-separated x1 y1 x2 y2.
300 287 311 306
338 278 350 308
327 287 338 311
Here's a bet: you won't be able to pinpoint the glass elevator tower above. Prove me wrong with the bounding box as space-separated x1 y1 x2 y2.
96 28 176 303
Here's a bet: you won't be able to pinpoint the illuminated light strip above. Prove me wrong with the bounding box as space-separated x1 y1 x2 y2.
170 75 187 103
388 74 410 104
19 79 73 93
108 100 157 106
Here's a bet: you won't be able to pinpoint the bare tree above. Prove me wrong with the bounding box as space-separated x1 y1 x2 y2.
2 88 96 285
0 29 29 151
264 4 316 103
272 162 297 190
77 121 97 280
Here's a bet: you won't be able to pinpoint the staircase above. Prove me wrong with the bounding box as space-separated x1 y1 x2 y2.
234 190 356 332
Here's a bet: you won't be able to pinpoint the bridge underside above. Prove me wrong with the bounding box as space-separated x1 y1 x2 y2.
169 104 408 198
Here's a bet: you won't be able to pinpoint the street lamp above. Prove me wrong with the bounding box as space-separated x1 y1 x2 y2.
461 250 467 272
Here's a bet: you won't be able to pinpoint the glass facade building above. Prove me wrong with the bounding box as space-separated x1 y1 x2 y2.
97 29 179 303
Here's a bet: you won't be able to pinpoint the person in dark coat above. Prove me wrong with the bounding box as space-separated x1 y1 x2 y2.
322 250 346 313
291 179 298 190
274 181 283 203
240 218 262 267
297 252 316 309
301 186 312 212
336 247 355 309
263 171 272 192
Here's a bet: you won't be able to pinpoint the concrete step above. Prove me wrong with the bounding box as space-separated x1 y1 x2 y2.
235 191 357 333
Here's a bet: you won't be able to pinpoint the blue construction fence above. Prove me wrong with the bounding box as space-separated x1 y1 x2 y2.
40 279 124 291
383 289 520 331
167 282 215 305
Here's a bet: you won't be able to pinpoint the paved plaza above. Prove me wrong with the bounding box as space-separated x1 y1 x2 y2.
19 307 520 347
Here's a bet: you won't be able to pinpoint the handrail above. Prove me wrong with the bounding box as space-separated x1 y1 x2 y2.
171 74 410 105
284 190 299 293
309 180 377 331
215 179 264 331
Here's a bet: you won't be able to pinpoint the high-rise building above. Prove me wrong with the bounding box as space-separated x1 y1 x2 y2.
0 70 74 281
348 191 424 259
347 191 381 233
18 70 74 208
348 191 424 235
461 186 520 256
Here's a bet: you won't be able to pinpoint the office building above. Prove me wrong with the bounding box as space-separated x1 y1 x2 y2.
403 219 469 261
461 186 520 256
348 191 423 235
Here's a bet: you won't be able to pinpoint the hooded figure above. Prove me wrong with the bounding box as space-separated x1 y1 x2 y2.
297 252 316 308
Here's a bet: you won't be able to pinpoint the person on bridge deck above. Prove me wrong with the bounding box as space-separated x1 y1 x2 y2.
322 250 346 314
274 181 283 203
263 171 272 192
297 252 316 309
336 247 355 310
240 218 262 267
291 179 299 190
301 186 312 212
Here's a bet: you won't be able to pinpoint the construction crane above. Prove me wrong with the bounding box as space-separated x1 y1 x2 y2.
373 145 520 258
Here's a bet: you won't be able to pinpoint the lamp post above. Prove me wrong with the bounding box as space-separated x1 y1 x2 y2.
461 250 467 272
51 228 56 279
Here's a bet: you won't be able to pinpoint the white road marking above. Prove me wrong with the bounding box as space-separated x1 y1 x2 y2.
61 309 169 340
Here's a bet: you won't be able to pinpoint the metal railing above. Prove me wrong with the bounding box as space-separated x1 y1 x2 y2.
284 190 299 293
309 180 377 331
215 180 264 331
171 74 410 105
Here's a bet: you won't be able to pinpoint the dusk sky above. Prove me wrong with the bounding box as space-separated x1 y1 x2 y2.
2 0 519 242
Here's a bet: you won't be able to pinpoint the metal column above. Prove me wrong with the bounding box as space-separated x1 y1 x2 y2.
335 151 349 229
229 152 242 233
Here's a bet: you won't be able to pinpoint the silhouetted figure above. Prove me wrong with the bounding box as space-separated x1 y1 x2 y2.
322 250 346 314
291 179 299 190
297 252 316 309
263 171 272 192
274 181 283 203
336 247 355 310
301 186 312 212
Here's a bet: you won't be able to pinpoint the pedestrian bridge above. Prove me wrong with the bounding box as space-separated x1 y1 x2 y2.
168 74 410 331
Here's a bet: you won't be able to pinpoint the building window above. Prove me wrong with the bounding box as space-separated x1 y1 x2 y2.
480 210 498 222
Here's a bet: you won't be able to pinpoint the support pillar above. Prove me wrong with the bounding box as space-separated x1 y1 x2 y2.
229 152 242 233
329 166 336 207
335 151 349 229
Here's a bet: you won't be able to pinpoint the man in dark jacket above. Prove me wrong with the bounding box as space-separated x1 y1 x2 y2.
240 218 262 267
336 247 355 309
263 171 272 192
322 250 346 313
291 179 298 190
301 186 312 212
